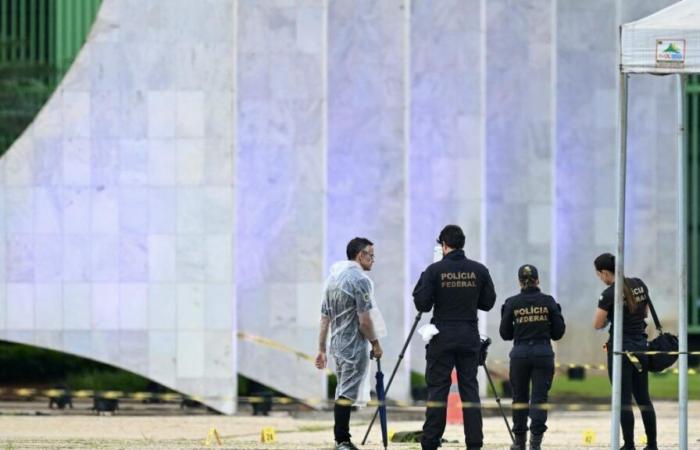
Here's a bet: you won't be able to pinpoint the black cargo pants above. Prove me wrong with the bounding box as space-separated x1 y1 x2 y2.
422 322 482 450
509 341 555 437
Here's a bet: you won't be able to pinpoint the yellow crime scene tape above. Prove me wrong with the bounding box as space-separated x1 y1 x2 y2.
1 332 696 411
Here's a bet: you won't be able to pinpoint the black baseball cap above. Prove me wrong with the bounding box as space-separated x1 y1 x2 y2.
518 264 539 281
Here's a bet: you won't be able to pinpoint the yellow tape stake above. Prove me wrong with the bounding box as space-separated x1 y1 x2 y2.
582 430 596 445
204 427 223 447
261 427 277 443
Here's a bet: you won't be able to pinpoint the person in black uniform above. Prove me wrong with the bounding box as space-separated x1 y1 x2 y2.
499 264 565 450
593 253 657 450
413 224 496 450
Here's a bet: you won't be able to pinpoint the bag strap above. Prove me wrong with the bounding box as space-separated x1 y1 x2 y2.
647 298 663 331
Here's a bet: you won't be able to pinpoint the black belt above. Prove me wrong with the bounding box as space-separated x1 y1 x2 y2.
514 339 551 346
431 319 478 325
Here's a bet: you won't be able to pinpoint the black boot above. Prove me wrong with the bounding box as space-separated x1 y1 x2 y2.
620 444 635 450
529 433 543 450
510 433 526 450
642 446 657 450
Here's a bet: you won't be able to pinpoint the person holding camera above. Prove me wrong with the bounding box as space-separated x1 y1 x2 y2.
593 253 657 450
413 225 497 450
499 264 565 450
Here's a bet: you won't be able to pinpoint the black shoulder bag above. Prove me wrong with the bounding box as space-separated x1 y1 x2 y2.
646 299 679 372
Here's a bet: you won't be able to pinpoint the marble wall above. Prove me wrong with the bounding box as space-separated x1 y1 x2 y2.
0 0 237 413
0 0 683 412
408 0 485 374
236 0 327 401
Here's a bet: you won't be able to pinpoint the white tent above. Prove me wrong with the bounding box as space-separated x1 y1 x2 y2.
616 1 698 448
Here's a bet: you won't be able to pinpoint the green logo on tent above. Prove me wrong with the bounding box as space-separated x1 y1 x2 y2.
663 43 681 54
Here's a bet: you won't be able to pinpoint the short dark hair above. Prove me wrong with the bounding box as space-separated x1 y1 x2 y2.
594 253 615 272
347 237 373 260
437 225 465 250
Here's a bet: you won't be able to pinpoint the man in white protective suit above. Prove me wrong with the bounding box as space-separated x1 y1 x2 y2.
315 237 385 450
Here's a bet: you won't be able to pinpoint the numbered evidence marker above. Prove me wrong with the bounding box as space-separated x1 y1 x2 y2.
204 427 223 447
582 430 596 445
261 427 277 443
640 435 647 445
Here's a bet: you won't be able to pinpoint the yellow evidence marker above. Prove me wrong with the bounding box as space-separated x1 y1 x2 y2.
204 427 223 447
261 427 277 443
582 430 596 445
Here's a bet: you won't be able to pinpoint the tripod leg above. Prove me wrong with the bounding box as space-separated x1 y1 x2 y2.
361 312 422 445
483 364 515 444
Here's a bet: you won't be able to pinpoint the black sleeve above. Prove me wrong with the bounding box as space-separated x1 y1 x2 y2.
549 297 566 341
499 299 514 341
597 290 612 312
478 268 497 312
413 269 435 313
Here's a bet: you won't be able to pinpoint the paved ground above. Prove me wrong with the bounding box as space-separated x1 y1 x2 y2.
0 400 697 449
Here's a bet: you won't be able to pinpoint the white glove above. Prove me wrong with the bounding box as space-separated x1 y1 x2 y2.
418 324 439 343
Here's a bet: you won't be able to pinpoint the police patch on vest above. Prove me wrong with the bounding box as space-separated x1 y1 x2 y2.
514 305 549 324
440 271 477 288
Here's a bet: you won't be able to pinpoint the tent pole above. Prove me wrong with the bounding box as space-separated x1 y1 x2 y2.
677 73 688 450
611 71 628 450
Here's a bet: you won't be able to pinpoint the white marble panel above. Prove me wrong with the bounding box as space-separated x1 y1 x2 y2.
63 330 92 358
6 284 34 330
62 188 91 234
205 284 233 331
177 331 205 378
4 139 34 186
176 92 206 138
119 331 149 374
33 331 63 350
63 283 91 330
205 235 233 283
203 188 234 234
119 187 149 233
176 140 205 186
119 139 149 186
0 284 5 328
92 330 122 362
34 284 63 330
148 284 177 330
176 188 205 234
33 235 63 282
62 91 91 139
119 284 148 330
176 235 205 282
204 331 235 378
148 235 177 282
91 186 119 234
5 188 34 232
119 234 148 282
149 331 177 386
148 188 177 233
91 283 120 330
148 140 177 186
6 234 34 282
147 91 177 138
63 139 92 186
177 284 205 331
33 138 63 186
91 235 120 281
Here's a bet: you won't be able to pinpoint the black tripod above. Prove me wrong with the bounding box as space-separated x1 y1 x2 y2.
480 338 515 444
361 312 422 446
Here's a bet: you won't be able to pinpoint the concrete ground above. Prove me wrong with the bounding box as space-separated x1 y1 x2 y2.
0 400 697 449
